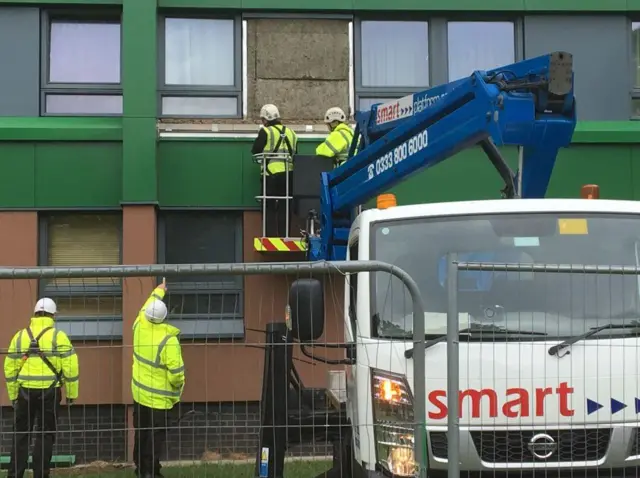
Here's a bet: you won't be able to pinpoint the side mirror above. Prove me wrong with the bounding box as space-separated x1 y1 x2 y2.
289 278 324 341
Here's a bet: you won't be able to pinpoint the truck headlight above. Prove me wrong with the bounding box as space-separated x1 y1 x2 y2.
371 369 417 477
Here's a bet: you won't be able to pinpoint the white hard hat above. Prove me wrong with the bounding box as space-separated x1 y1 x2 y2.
34 298 57 315
260 104 280 121
145 299 168 324
324 107 346 124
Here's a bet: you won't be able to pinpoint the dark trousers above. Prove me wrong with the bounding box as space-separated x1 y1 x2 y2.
8 387 61 478
264 173 292 237
133 401 168 478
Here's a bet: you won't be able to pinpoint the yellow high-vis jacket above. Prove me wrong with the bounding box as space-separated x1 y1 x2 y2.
316 123 355 167
131 287 185 410
262 124 298 176
4 317 79 401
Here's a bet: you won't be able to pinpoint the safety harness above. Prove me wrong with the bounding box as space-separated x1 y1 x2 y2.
20 327 63 392
265 125 295 175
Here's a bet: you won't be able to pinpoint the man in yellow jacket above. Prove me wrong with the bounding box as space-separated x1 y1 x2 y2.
4 297 79 478
251 103 299 237
132 278 185 478
316 106 355 168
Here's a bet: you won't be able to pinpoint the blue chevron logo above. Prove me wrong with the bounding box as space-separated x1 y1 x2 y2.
611 398 627 414
586 398 603 415
587 398 630 414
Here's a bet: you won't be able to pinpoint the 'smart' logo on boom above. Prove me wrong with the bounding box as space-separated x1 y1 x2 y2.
376 96 413 125
375 92 448 126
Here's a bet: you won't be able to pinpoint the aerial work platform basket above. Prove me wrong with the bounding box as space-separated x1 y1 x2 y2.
253 152 306 254
252 153 334 255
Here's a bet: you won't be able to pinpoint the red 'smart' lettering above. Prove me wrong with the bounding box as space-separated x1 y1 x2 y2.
376 102 399 124
427 382 575 419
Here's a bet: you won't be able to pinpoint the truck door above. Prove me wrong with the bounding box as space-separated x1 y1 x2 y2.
346 240 361 458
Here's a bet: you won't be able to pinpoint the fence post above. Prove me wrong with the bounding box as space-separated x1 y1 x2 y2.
255 322 292 478
446 254 460 478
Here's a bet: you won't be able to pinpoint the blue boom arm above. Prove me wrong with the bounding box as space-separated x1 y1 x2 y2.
307 51 577 261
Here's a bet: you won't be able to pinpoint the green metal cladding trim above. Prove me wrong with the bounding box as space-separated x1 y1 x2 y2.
0 142 122 208
0 117 122 141
157 122 640 144
121 0 158 203
155 0 636 10
0 0 120 3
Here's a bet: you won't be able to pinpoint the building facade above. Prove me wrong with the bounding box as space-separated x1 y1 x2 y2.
0 0 639 465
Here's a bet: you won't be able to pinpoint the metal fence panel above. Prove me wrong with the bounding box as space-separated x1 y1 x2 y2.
447 260 640 478
0 261 427 478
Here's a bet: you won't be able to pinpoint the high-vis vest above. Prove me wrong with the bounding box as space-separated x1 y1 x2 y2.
131 287 185 410
316 123 354 167
3 317 79 401
262 124 298 176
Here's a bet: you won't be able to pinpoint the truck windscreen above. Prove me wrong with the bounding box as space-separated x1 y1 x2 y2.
371 212 640 340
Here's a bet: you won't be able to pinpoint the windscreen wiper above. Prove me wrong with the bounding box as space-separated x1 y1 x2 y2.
405 325 547 359
548 322 640 357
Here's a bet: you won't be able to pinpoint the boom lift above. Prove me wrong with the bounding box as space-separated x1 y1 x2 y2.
254 52 577 478
305 51 576 261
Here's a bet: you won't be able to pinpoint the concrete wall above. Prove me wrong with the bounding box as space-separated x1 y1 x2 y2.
524 15 631 121
246 18 350 121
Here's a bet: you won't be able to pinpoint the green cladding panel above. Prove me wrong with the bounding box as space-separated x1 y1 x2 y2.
158 141 259 207
0 142 122 209
157 140 640 208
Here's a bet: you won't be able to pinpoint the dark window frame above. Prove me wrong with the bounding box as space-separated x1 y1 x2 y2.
353 15 523 113
40 8 123 117
631 20 640 119
38 211 124 341
157 210 245 340
157 13 243 119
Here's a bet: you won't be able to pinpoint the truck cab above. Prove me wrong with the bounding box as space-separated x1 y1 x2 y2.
332 197 640 477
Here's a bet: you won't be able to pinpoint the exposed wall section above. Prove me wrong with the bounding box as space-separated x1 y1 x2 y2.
0 7 40 116
247 18 350 121
524 15 630 121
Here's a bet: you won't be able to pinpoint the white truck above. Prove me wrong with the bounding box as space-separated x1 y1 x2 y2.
256 52 639 478
316 196 640 477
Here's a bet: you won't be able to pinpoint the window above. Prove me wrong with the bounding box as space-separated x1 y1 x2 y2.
159 16 241 118
355 18 520 113
356 20 429 108
42 13 122 115
632 22 640 118
447 21 515 81
39 213 123 340
157 211 243 339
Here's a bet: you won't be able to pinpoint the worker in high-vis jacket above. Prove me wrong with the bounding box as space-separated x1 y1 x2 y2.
4 298 79 478
132 278 185 478
251 103 299 237
316 107 355 168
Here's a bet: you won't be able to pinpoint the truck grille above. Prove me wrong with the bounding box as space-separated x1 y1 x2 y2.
429 429 611 463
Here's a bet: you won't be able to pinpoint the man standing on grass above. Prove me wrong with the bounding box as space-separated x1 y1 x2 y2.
132 278 185 478
4 297 79 478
